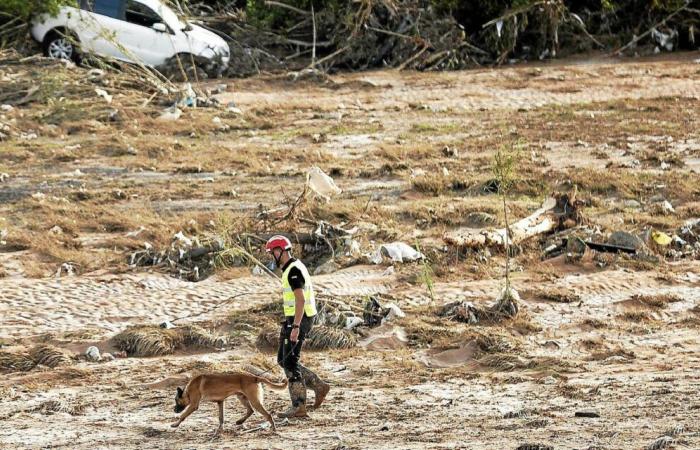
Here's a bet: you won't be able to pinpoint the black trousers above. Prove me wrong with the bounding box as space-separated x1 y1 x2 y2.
277 314 313 382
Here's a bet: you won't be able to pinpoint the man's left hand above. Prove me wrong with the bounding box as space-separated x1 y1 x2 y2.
290 327 300 343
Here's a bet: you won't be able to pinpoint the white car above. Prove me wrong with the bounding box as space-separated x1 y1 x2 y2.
31 0 230 75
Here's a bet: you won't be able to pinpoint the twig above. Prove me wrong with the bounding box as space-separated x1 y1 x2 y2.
307 45 350 69
609 1 690 55
568 12 605 48
397 45 429 71
311 2 317 66
264 0 310 16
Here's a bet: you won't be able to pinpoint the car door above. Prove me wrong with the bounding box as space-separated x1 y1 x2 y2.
114 0 177 66
75 0 129 60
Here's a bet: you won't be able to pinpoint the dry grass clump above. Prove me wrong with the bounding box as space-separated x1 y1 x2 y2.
112 324 226 357
29 344 73 368
527 288 581 304
31 399 86 416
0 351 36 373
617 310 655 323
0 344 75 373
580 318 608 329
629 294 682 309
588 347 636 361
256 325 357 351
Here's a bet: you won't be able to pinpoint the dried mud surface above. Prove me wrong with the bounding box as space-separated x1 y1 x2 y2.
2 54 700 449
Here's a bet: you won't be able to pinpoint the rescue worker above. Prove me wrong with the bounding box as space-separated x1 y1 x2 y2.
265 235 330 418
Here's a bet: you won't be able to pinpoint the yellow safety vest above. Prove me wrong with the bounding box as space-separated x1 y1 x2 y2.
281 260 317 317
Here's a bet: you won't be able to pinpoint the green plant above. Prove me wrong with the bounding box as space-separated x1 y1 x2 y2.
415 241 435 303
492 141 521 289
1 0 77 22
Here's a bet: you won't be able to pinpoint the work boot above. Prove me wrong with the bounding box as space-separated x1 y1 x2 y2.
278 380 308 418
299 365 330 409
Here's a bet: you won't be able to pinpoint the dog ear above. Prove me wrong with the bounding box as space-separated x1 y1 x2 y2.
176 387 183 398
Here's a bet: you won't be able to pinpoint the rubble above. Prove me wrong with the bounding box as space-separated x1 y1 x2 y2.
307 166 342 202
85 346 101 362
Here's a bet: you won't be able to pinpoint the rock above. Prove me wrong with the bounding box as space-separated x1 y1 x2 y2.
85 346 101 362
541 376 558 385
101 352 115 362
1 104 13 112
159 321 175 329
575 409 600 418
608 231 644 250
314 260 339 275
126 146 138 155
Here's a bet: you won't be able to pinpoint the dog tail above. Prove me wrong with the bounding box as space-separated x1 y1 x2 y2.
256 376 288 390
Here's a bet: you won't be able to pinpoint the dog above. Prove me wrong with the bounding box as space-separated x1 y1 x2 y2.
172 372 287 435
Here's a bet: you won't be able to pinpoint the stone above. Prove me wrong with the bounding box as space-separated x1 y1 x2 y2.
85 346 101 362
608 231 644 250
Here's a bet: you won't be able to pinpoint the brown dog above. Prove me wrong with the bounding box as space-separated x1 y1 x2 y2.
172 372 287 435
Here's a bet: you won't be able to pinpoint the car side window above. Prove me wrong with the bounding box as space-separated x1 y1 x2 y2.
83 0 124 19
125 0 163 28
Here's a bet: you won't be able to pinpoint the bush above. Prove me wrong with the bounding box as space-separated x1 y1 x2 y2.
1 0 77 22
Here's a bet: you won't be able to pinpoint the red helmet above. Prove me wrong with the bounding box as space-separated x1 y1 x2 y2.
265 235 292 253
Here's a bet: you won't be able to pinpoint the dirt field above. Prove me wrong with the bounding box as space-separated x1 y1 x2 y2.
1 53 700 449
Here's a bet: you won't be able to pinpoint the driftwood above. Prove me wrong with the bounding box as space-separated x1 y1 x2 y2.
444 192 582 250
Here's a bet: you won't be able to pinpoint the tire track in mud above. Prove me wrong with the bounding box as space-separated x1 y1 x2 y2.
0 266 394 338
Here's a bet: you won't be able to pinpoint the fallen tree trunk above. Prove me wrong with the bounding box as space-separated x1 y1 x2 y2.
444 198 557 249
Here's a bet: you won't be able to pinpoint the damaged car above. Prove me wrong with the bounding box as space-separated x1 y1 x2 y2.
31 0 230 76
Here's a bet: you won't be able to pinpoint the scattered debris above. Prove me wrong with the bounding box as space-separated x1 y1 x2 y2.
575 409 600 418
158 106 182 121
307 166 342 202
256 325 357 350
372 242 424 264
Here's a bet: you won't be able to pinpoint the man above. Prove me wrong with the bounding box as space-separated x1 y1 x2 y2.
265 235 330 418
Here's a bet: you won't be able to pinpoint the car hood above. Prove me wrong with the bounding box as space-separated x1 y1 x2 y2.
184 23 228 52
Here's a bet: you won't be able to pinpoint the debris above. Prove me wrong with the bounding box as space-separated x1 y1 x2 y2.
374 242 423 263
307 166 342 201
363 296 383 327
445 194 583 250
0 104 13 112
381 303 405 324
159 321 175 329
101 352 115 362
158 106 182 121
257 325 357 350
49 225 63 235
647 436 674 450
314 259 339 275
94 88 113 104
85 346 101 362
516 444 554 450
345 317 364 330
651 230 672 246
0 173 8 183
575 409 600 418
584 240 637 254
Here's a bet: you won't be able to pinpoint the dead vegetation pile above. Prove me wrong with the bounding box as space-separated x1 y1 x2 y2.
0 344 74 373
256 325 358 351
112 324 226 357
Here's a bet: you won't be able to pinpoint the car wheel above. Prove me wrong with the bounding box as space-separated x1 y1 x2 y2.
43 30 81 63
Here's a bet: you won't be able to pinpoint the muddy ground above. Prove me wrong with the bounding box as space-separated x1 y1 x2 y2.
1 53 700 449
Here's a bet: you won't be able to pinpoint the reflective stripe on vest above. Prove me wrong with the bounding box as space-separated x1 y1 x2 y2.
281 260 317 317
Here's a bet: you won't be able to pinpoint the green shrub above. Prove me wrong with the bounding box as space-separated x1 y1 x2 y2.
1 0 77 22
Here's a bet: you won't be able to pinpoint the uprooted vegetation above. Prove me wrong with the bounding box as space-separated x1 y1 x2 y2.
111 324 226 357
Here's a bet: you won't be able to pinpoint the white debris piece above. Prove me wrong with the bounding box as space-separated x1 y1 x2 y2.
125 226 146 237
379 242 424 263
0 172 8 182
158 106 182 121
85 346 101 362
660 200 675 214
307 166 342 202
345 317 364 330
173 231 193 246
1 104 13 112
381 303 406 324
95 88 113 104
49 225 63 235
